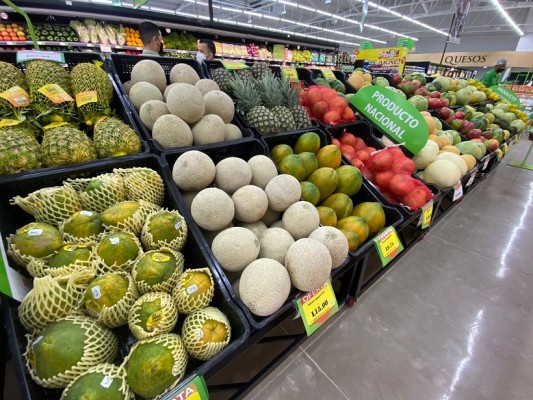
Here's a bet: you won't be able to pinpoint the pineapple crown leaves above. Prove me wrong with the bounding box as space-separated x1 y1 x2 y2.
227 75 263 114
92 60 104 69
256 71 284 108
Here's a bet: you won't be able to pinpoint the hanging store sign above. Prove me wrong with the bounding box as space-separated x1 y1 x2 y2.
350 85 428 155
406 51 533 68
354 47 408 74
360 41 373 50
282 68 299 83
397 38 415 51
490 85 521 106
296 280 338 336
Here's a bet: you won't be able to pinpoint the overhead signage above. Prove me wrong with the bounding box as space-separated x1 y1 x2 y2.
406 51 533 68
355 47 408 74
490 85 520 106
360 41 373 50
397 38 415 51
350 85 428 155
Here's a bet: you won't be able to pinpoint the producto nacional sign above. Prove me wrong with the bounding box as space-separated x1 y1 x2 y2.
406 51 533 68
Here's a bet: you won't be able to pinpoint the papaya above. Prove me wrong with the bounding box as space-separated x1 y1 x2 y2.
341 230 359 251
308 167 339 202
298 152 319 178
271 144 293 165
351 202 385 236
316 145 342 169
321 193 353 220
300 181 321 205
294 132 321 154
335 165 362 196
316 206 337 227
278 154 307 181
336 216 369 243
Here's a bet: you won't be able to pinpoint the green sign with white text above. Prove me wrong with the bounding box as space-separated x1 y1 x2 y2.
398 38 415 51
490 85 520 106
350 85 428 155
360 41 373 50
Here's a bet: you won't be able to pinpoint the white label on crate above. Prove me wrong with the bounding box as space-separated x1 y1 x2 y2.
466 169 477 187
100 376 113 388
80 210 93 216
109 237 120 245
100 44 111 52
92 286 102 299
27 228 42 236
482 157 490 171
453 181 463 201
186 284 199 295
32 336 43 347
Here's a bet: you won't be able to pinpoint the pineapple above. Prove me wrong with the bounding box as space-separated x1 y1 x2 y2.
71 62 113 127
280 78 312 129
0 126 42 175
93 117 142 158
257 72 296 132
250 62 270 79
0 61 29 120
235 68 254 82
229 77 278 134
25 60 76 124
211 68 233 93
41 125 97 167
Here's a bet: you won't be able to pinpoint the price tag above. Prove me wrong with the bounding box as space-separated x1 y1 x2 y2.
296 280 338 336
420 200 433 229
503 143 509 154
373 226 404 267
282 68 299 83
453 181 463 201
0 119 22 128
75 90 98 107
100 43 112 52
16 50 65 63
166 375 208 400
465 169 477 187
38 84 74 104
514 134 519 144
221 61 249 70
6 41 15 45
115 45 123 49
482 156 490 171
0 86 30 107
321 69 336 81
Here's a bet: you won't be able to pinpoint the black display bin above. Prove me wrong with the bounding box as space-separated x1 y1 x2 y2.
0 155 250 400
0 51 149 184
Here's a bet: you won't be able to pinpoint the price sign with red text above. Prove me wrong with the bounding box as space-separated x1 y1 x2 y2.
453 181 463 201
296 280 338 336
374 226 403 267
420 200 433 229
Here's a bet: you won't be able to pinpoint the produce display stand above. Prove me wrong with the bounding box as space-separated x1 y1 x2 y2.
0 51 150 183
308 68 357 94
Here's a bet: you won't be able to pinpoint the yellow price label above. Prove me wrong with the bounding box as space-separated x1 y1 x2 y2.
421 200 433 229
503 143 509 154
321 69 336 81
43 121 69 130
0 119 22 127
75 90 98 107
378 229 400 258
0 86 30 107
282 68 299 83
38 84 74 104
169 380 207 400
296 280 339 335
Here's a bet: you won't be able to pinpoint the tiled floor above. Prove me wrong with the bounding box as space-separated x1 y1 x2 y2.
245 137 533 400
4 137 533 400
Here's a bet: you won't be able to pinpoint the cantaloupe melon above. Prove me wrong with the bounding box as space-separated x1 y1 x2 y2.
166 84 205 124
224 124 243 141
436 152 467 177
140 100 169 132
285 239 332 291
123 80 133 94
203 91 235 123
129 82 163 111
172 150 216 191
247 155 278 190
164 83 179 101
264 174 301 212
261 207 281 226
441 145 460 155
131 59 167 92
191 188 234 230
239 258 291 316
348 74 365 90
259 228 294 265
152 114 193 149
215 157 252 194
192 114 225 145
232 185 268 222
412 140 439 169
170 64 200 85
212 227 259 272
270 220 284 228
308 226 349 269
201 223 233 246
423 159 461 189
236 221 267 238
282 201 320 240
195 79 220 96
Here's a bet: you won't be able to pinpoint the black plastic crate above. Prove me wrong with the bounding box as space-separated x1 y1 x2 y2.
309 68 356 94
326 122 441 217
0 154 250 400
0 51 149 184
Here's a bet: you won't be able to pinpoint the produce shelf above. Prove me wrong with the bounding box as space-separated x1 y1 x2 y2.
0 51 149 184
0 154 251 400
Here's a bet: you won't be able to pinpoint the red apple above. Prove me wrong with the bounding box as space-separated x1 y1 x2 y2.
484 139 499 151
430 91 441 98
440 107 453 119
428 98 442 109
392 73 402 84
455 111 465 120
460 122 475 134
440 99 449 108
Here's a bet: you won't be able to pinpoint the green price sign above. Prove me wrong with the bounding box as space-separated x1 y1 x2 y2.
164 375 208 400
282 68 299 83
350 85 428 155
296 280 339 336
221 61 249 70
397 38 415 50
321 69 336 82
360 41 373 50
491 85 520 106
373 226 404 267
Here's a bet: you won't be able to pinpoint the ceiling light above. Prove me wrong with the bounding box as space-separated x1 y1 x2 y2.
220 6 241 13
490 0 524 36
325 0 331 4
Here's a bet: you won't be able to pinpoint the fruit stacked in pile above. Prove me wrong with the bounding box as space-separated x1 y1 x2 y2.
123 59 243 148
0 22 26 41
271 132 387 252
292 49 312 62
298 85 356 125
210 65 312 134
0 60 142 176
125 26 142 47
7 167 231 399
172 147 350 317
247 43 260 57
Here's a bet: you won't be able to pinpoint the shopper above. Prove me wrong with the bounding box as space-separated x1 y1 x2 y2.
197 39 216 61
139 21 163 56
480 58 507 87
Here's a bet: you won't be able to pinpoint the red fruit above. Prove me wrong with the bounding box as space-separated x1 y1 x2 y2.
367 147 376 154
341 144 356 159
332 138 341 147
354 150 370 162
369 151 393 171
323 110 341 125
402 188 427 210
389 174 416 197
387 147 405 159
392 157 415 175
353 137 366 151
360 165 374 180
329 97 347 115
312 101 328 119
342 106 356 121
374 170 395 190
299 90 308 106
412 180 433 201
322 89 338 102
339 131 357 147
382 191 399 204
307 88 322 105
350 158 364 169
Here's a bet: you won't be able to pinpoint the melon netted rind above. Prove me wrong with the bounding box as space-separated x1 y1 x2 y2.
93 233 144 274
10 184 83 227
131 247 185 295
140 209 188 252
18 267 95 333
181 306 231 361
121 333 188 400
59 212 106 248
128 292 179 340
85 272 140 328
172 267 215 314
24 315 118 389
26 244 97 278
113 167 165 206
67 173 127 213
102 200 161 236
60 363 134 400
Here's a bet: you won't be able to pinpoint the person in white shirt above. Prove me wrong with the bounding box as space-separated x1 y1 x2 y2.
139 21 163 56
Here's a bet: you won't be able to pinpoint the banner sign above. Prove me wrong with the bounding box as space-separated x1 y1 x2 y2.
355 47 407 74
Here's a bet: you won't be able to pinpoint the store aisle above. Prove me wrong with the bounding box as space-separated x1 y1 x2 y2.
246 137 533 400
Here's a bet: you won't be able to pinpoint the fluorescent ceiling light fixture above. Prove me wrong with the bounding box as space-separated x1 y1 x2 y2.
91 0 112 4
263 15 280 21
298 5 315 12
243 11 262 17
277 0 297 7
220 6 241 13
490 0 524 36
149 6 174 14
316 10 333 16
